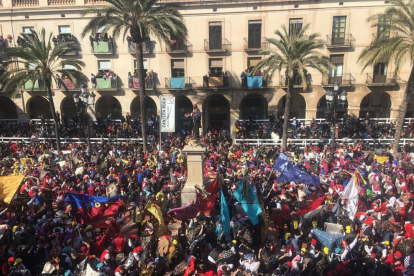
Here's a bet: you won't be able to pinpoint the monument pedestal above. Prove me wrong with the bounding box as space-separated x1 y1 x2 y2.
181 139 205 206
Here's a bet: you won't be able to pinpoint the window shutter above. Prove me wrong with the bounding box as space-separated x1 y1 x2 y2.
28 63 37 70
98 60 111 70
209 22 222 26
249 20 262 25
97 26 106 33
248 58 261 67
330 55 344 64
63 64 76 70
172 60 184 69
209 58 223 68
59 26 71 34
22 27 34 34
134 60 148 70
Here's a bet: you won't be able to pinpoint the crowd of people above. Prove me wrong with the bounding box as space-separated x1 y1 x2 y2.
52 35 77 47
1 118 414 276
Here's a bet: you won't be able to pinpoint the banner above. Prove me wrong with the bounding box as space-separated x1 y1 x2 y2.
208 77 224 87
0 175 24 204
93 41 110 53
170 77 185 89
375 156 389 164
63 79 76 90
96 78 111 89
145 201 167 236
247 76 263 88
233 178 262 225
198 178 219 214
167 202 199 221
220 190 231 241
24 80 39 90
274 153 319 186
160 96 175 132
341 173 360 220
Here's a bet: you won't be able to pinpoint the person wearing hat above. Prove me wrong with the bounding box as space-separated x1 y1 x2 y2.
2 257 15 276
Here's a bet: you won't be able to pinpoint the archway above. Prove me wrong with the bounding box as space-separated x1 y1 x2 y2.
277 93 306 119
203 94 230 132
316 95 348 119
60 97 77 120
28 96 52 119
0 97 18 119
130 96 157 119
359 92 391 118
175 96 193 133
96 96 122 120
240 94 267 120
406 96 414 118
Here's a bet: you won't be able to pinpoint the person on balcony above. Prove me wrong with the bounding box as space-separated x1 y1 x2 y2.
128 72 133 88
241 71 247 88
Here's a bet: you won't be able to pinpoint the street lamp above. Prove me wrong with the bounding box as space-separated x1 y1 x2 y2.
325 80 347 157
73 84 95 149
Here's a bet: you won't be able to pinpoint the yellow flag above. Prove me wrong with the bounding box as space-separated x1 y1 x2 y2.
145 202 167 236
20 158 33 166
375 156 389 165
0 175 24 204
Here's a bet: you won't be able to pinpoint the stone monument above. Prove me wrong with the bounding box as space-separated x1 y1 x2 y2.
181 139 205 206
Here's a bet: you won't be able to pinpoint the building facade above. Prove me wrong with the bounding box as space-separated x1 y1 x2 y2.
0 0 411 134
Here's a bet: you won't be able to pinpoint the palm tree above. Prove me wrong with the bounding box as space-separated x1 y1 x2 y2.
82 0 187 153
3 28 88 152
252 24 333 149
358 0 414 154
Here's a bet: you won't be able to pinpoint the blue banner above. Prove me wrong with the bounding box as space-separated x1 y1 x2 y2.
247 76 263 88
170 77 185 89
220 190 231 240
273 153 319 186
233 178 262 225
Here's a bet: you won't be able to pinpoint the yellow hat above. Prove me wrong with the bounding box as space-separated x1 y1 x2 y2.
12 226 18 233
85 225 93 231
301 248 307 253
14 258 22 265
345 226 351 234
95 228 101 232
232 240 237 244
238 230 242 234
362 237 369 242
382 241 390 246
173 240 178 245
323 247 329 255
312 221 317 227
293 220 298 230
285 233 291 240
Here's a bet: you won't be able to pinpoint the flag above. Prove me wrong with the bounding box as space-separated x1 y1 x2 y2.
220 190 231 241
167 202 199 221
233 178 262 225
65 193 123 224
295 196 326 217
198 178 219 214
273 153 319 186
0 175 24 204
145 201 167 236
341 172 360 220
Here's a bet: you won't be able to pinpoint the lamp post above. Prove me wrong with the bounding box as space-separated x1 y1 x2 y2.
73 84 95 149
325 80 347 157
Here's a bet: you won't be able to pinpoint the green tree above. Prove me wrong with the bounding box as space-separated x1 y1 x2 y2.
358 0 414 154
82 0 187 152
252 24 333 149
3 28 88 152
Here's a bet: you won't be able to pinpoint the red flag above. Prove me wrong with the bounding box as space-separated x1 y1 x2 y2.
295 196 326 217
198 178 219 214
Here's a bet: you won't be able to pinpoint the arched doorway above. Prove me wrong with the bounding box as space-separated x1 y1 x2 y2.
130 96 157 119
277 93 306 119
240 94 267 120
96 96 122 120
359 92 391 118
316 95 348 119
175 96 193 133
0 97 18 119
203 94 230 131
60 97 77 120
28 96 52 119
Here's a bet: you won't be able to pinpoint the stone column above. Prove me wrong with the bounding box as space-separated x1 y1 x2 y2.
181 140 205 206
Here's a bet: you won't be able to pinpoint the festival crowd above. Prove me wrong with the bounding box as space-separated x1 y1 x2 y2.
0 120 414 276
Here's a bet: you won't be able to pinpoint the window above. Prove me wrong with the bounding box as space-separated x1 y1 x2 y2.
97 26 106 34
209 58 223 76
28 62 37 70
171 59 185 77
134 59 148 76
22 27 34 34
98 60 111 71
58 25 71 35
209 22 222 50
248 20 262 48
247 57 261 69
332 16 346 44
329 55 344 77
373 63 387 83
377 15 391 37
63 64 76 70
289 18 303 36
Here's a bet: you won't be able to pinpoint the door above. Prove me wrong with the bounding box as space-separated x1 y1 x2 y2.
373 63 387 83
329 55 344 84
332 16 346 45
209 22 222 50
248 20 261 48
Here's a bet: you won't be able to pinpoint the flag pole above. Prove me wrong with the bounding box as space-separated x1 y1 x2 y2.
159 98 162 151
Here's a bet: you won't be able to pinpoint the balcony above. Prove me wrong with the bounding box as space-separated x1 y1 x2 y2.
128 77 154 90
95 77 120 91
279 75 309 88
202 75 229 90
54 39 78 56
25 80 45 91
59 79 80 91
84 0 106 4
91 40 114 54
244 37 269 52
326 34 355 49
204 38 231 53
366 73 399 86
128 41 151 54
166 40 192 54
241 75 267 89
322 74 355 87
13 0 38 6
48 0 75 5
165 77 194 90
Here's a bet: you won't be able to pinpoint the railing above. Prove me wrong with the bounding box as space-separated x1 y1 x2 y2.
12 0 39 6
204 38 231 52
55 41 78 55
166 40 192 53
366 72 399 85
128 77 154 90
84 0 106 4
244 37 269 51
24 80 45 91
91 40 114 54
326 34 355 48
0 137 146 145
165 77 194 89
241 75 267 89
95 77 120 91
279 75 309 87
202 75 229 88
48 0 75 5
322 73 355 86
127 41 151 54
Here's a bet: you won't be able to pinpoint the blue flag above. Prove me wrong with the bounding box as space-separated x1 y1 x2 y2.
233 178 262 225
273 153 319 186
220 190 231 241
